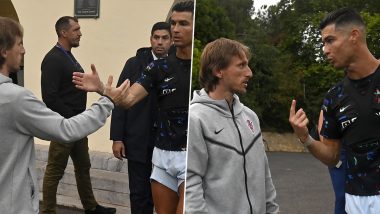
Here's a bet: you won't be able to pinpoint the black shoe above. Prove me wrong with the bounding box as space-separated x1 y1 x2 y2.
84 205 116 214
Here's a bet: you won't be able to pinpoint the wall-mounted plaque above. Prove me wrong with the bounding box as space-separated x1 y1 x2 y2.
74 0 100 18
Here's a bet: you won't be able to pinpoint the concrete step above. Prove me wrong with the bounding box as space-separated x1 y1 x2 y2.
35 144 131 211
36 161 130 207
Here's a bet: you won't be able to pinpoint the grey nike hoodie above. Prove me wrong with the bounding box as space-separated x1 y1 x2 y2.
0 74 114 214
185 89 279 214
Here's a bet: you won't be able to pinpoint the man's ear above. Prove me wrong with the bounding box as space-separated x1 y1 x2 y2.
60 29 67 38
349 28 361 44
0 48 7 59
212 68 222 79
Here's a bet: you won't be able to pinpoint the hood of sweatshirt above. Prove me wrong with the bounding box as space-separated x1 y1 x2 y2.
190 89 244 118
0 73 12 84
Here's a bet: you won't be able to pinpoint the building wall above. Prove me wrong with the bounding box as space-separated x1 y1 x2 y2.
8 0 174 152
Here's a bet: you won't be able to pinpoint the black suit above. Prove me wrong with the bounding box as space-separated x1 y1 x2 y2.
110 47 157 214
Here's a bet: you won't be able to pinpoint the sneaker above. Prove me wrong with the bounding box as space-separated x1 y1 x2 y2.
84 205 117 214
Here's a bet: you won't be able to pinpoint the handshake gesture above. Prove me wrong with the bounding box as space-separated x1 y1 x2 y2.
73 64 129 106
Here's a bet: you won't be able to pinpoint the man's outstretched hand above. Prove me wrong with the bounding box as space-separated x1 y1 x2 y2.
73 64 105 94
289 100 309 142
73 64 130 106
103 75 130 106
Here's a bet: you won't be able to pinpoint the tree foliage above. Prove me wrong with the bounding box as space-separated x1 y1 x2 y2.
194 0 235 45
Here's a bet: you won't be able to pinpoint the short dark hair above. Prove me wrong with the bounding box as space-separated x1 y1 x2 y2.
319 8 365 30
55 16 78 37
0 17 23 67
200 38 251 92
172 1 194 16
151 22 171 37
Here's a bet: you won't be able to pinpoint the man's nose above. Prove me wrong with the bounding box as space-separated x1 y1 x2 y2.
247 67 253 78
172 23 179 32
323 45 329 56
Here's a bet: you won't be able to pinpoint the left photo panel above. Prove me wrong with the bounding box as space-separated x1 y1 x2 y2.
0 0 194 213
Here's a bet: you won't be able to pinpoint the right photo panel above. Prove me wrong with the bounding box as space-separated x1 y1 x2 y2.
186 0 380 213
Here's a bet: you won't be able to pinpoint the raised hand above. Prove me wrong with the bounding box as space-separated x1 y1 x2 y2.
72 64 130 106
103 75 130 106
73 64 105 94
289 100 309 142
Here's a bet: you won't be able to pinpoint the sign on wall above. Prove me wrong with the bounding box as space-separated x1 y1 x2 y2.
74 0 100 18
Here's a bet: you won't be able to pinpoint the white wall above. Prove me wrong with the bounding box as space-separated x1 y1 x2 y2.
11 0 174 152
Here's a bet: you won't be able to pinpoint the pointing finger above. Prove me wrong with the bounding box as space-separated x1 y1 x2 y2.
289 100 297 118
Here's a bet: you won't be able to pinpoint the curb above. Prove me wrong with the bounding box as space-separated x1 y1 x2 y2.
263 132 308 153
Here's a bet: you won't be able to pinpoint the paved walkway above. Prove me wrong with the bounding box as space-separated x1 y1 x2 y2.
268 152 334 214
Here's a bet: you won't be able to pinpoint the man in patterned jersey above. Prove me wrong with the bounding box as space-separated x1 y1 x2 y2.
73 1 194 213
289 8 380 214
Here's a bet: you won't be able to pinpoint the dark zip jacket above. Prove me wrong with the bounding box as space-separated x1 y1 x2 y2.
110 47 157 163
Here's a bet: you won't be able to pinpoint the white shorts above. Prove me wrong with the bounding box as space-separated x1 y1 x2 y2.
345 193 380 214
150 147 186 192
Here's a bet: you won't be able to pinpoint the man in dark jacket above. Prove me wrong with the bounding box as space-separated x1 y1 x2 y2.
110 21 172 214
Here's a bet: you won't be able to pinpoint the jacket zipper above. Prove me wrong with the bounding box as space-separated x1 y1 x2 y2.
228 100 253 214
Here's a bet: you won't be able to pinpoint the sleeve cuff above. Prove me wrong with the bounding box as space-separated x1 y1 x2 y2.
102 95 115 107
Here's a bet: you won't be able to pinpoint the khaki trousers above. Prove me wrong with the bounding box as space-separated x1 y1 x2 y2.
41 138 98 214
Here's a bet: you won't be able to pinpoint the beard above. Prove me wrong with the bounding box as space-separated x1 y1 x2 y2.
70 40 80 48
71 43 80 48
9 65 21 74
231 87 247 95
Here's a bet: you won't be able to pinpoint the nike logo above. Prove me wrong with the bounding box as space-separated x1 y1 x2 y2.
164 77 174 82
339 105 350 113
214 128 224 134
